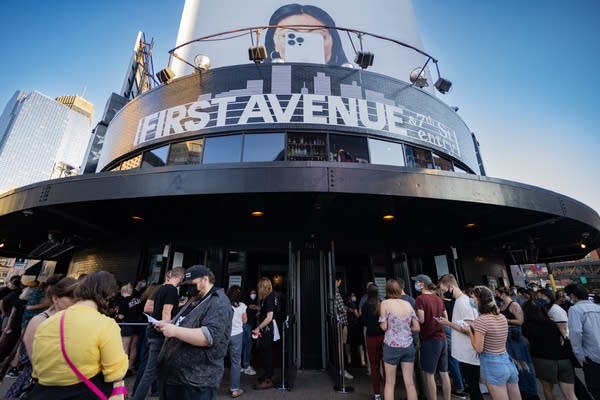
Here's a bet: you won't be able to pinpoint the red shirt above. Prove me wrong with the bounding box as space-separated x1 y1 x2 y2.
415 293 446 341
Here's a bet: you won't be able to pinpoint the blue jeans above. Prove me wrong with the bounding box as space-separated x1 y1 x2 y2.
229 333 243 391
242 323 252 368
132 335 164 400
444 326 464 391
161 384 216 400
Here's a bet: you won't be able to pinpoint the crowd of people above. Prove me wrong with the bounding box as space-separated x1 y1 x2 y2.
0 267 598 400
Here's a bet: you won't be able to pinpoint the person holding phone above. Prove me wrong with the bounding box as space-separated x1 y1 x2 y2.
264 3 349 65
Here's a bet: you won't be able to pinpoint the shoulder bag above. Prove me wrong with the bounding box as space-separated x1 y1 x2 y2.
59 312 127 400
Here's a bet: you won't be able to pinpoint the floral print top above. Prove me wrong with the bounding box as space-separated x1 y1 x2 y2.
383 308 416 348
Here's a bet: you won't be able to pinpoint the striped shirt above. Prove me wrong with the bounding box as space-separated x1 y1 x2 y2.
473 314 508 354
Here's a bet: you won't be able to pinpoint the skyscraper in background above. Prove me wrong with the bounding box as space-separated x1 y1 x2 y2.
82 31 155 174
0 90 92 193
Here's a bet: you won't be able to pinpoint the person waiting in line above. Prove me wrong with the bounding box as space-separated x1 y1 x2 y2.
28 271 128 399
564 283 600 400
359 281 376 376
439 282 466 399
346 292 366 368
522 302 577 400
496 287 539 399
241 288 258 376
253 277 276 390
437 274 483 400
361 284 385 400
115 283 144 376
131 267 185 400
334 276 353 380
131 282 160 396
537 288 569 337
2 276 77 400
555 288 572 313
227 285 247 398
412 274 451 400
468 286 521 400
380 279 420 400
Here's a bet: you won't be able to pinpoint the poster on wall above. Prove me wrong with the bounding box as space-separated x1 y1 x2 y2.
172 0 433 90
37 261 57 282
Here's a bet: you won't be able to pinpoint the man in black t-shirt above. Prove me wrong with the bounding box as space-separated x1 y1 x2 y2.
131 267 185 400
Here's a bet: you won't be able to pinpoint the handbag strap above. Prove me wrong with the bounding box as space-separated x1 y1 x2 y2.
59 312 108 400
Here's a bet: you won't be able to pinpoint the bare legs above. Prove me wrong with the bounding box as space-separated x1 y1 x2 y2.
486 382 522 400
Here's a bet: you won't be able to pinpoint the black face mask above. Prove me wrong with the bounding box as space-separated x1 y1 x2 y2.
443 288 454 299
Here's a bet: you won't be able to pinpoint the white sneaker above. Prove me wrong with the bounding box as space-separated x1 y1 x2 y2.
243 366 256 375
373 395 382 400
343 370 354 379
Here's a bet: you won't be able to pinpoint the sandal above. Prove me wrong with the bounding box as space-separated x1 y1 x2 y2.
231 389 244 398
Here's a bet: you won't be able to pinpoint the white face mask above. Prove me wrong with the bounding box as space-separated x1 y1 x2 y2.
250 294 257 300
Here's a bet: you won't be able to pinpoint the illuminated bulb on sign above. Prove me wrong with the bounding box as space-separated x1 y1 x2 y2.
382 214 395 221
251 211 264 217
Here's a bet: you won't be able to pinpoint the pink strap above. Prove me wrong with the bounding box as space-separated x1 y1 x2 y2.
59 312 108 400
111 385 127 396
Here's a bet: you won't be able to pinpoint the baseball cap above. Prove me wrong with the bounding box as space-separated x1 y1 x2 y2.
182 265 210 284
411 274 433 286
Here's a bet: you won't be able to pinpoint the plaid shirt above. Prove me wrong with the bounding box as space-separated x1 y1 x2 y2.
335 288 348 325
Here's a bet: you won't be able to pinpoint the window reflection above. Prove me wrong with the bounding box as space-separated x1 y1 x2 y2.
243 133 285 162
120 154 142 170
404 145 433 169
203 135 242 164
368 138 405 166
432 153 453 171
168 139 204 165
142 146 169 169
329 134 369 163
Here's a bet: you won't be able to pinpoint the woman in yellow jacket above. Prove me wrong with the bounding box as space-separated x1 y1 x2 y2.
28 271 128 400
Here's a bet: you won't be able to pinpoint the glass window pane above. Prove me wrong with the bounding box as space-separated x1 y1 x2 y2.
203 135 242 164
243 133 285 162
368 138 405 166
329 134 369 163
120 154 141 170
404 145 434 169
453 164 469 174
168 139 204 165
287 133 327 161
432 153 453 171
141 146 169 168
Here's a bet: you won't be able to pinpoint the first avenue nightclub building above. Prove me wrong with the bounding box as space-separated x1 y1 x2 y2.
0 0 599 374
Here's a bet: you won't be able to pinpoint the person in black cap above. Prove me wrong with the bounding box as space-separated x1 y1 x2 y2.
155 265 232 400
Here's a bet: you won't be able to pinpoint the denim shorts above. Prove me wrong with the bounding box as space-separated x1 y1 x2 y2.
383 343 415 365
420 338 449 374
479 352 519 386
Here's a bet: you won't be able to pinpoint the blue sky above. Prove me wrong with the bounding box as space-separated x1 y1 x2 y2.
0 0 599 215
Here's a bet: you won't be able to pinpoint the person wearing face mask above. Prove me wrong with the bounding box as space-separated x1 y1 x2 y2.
439 283 466 399
346 292 367 368
155 265 232 400
437 274 483 400
241 289 258 376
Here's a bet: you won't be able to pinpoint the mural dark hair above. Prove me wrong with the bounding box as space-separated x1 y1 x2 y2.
264 3 349 65
47 277 77 299
472 286 499 315
73 271 119 315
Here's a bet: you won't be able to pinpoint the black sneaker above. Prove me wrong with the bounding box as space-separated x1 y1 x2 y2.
451 390 467 399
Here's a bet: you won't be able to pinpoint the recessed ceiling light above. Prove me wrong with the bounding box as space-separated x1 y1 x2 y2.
382 214 395 221
131 215 143 221
250 210 264 217
465 223 477 228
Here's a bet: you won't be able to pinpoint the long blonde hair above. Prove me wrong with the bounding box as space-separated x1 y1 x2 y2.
257 277 273 301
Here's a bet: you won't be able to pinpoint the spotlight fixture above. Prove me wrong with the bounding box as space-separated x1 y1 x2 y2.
354 51 374 69
382 214 395 222
0 241 5 248
341 62 355 69
193 54 211 71
434 78 453 94
248 45 267 64
433 61 452 94
409 67 429 88
250 210 264 217
156 67 175 84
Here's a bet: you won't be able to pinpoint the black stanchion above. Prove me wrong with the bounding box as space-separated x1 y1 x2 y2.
278 316 290 391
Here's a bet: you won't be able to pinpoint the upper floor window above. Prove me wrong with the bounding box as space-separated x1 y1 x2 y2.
203 135 242 164
368 138 405 167
405 145 433 169
142 145 169 168
329 134 369 163
168 139 204 165
243 133 285 162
